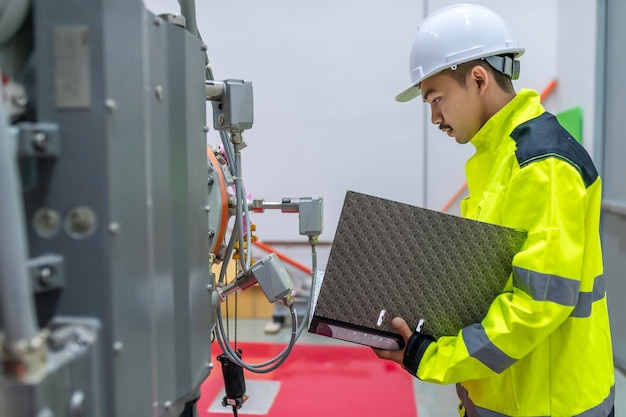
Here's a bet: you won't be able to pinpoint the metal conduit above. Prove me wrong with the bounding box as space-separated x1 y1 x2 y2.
0 86 39 360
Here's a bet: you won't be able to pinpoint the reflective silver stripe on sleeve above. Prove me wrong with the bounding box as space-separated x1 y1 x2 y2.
512 266 580 306
462 324 516 374
571 275 607 318
457 383 614 417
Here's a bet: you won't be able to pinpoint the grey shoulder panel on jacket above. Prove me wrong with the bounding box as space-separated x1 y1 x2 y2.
510 112 598 187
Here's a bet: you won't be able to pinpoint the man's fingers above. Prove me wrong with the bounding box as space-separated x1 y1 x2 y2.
372 347 389 359
371 347 404 366
391 317 414 341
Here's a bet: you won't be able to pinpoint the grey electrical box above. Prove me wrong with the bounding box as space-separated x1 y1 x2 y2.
250 254 294 303
297 197 323 236
211 79 253 131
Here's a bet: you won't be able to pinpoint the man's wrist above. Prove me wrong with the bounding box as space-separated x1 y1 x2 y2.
403 332 434 376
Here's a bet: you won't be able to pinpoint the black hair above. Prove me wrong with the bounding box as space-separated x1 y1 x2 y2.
443 58 515 94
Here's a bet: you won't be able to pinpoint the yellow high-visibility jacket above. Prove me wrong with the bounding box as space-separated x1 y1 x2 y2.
415 89 614 416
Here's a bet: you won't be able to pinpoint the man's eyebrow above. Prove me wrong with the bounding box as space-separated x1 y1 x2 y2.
422 87 436 102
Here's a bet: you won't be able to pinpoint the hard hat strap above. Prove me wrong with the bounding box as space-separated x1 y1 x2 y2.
484 55 521 80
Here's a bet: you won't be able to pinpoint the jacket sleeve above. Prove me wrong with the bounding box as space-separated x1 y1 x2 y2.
412 157 588 383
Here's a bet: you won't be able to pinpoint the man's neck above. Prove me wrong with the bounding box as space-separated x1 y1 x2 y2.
484 90 517 121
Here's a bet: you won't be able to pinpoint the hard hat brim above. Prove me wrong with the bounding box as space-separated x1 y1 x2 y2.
395 47 525 103
395 82 421 102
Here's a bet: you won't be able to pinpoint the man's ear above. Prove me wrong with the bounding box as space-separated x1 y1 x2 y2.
469 65 489 94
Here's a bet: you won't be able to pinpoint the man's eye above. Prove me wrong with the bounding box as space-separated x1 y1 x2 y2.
432 98 441 104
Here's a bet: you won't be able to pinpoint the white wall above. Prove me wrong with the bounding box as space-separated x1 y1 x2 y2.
555 0 597 158
146 0 424 250
143 1 594 261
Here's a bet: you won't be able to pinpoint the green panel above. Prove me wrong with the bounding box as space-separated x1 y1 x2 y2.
556 106 583 144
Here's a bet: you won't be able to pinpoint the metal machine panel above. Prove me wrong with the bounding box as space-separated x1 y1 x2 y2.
105 4 155 417
146 10 178 413
31 0 113 414
15 1 214 416
165 12 213 402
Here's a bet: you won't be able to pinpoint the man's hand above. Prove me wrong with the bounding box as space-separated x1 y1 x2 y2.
372 317 413 367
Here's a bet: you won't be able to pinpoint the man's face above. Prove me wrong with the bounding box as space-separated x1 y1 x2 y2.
420 71 485 144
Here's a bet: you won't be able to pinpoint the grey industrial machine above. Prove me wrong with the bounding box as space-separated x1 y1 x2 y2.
0 0 323 416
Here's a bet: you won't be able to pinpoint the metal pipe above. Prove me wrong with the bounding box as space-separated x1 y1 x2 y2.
252 200 299 213
217 274 257 304
205 80 224 101
0 87 39 359
0 0 30 45
178 0 198 36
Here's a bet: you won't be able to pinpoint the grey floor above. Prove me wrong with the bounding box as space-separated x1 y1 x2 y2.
219 317 626 417
218 317 459 416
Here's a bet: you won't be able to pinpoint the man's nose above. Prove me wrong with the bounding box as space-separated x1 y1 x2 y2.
430 107 442 125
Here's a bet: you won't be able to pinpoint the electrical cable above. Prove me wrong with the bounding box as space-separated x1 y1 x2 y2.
232 142 251 275
290 237 318 340
214 143 297 372
215 305 298 373
217 223 238 285
214 235 320 372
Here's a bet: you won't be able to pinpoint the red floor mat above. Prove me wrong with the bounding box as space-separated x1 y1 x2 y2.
198 341 418 417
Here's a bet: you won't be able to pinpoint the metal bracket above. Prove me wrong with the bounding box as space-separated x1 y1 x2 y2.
158 13 186 28
27 254 65 293
17 122 60 158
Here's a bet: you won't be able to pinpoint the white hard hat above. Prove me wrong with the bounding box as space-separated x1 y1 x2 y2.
396 4 525 102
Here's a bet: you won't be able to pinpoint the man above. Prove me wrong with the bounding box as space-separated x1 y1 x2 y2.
374 4 615 417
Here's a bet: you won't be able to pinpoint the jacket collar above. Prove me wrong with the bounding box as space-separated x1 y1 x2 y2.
470 89 543 153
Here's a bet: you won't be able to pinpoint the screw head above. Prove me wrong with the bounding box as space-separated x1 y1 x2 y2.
105 99 117 112
65 206 97 239
12 94 28 107
32 132 48 151
38 267 55 287
109 222 121 235
113 341 124 355
33 208 61 238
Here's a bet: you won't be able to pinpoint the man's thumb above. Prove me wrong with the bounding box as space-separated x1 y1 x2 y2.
391 317 413 341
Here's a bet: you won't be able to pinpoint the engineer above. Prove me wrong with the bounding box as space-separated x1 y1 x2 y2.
373 4 615 417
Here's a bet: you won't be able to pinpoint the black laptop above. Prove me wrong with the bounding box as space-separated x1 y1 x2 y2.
308 191 527 350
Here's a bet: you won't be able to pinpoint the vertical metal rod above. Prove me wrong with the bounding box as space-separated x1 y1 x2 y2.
0 0 30 44
0 86 39 356
178 0 198 36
